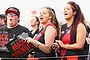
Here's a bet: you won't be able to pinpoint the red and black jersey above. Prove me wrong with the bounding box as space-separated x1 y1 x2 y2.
60 23 88 60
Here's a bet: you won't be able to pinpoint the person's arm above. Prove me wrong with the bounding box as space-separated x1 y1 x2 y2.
25 26 57 54
58 23 86 50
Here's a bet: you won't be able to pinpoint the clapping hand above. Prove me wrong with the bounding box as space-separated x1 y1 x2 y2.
50 40 60 50
24 37 33 43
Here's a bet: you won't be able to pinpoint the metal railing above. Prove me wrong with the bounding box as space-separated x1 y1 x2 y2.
0 55 89 60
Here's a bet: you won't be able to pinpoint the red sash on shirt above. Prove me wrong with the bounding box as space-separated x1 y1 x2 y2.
61 28 71 56
61 24 80 60
34 23 56 41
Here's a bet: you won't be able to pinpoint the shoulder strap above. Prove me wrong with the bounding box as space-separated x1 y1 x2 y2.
34 23 56 40
34 28 45 40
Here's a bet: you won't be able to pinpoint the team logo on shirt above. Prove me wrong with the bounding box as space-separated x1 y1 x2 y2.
61 29 70 34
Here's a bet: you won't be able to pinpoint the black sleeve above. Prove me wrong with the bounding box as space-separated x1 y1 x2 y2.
28 30 33 38
19 25 33 38
24 28 33 38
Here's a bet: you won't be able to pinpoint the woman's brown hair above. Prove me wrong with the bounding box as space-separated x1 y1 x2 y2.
67 1 87 43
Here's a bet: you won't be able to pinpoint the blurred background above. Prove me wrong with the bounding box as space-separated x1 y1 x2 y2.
0 0 90 30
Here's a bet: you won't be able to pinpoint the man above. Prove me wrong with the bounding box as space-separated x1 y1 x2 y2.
0 7 32 58
0 14 6 29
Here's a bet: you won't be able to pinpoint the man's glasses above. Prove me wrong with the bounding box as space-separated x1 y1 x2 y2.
7 13 17 17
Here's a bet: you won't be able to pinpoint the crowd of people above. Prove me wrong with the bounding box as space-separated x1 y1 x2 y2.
0 14 6 29
0 1 90 60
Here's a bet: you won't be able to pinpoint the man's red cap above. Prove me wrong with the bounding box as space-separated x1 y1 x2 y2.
5 7 20 17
